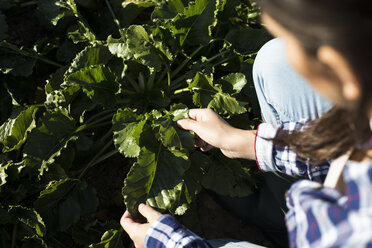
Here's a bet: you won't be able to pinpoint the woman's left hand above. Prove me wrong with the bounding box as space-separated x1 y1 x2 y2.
120 204 162 248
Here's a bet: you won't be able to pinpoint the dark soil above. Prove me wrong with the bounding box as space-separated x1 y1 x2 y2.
197 190 273 247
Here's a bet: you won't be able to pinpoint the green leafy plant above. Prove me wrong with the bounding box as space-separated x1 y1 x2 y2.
0 0 270 246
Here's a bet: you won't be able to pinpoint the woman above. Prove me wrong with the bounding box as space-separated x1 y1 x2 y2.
120 0 372 247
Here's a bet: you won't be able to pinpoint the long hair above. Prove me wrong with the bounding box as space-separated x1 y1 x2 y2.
257 0 372 163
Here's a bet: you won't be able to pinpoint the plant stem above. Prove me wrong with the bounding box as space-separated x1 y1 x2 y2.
85 109 116 125
204 50 230 64
169 74 187 92
173 88 191 95
85 113 114 128
89 149 119 168
170 45 204 79
173 87 216 95
85 121 112 130
19 1 38 7
213 56 233 67
105 0 121 29
11 224 17 248
100 129 113 143
126 74 141 93
78 139 114 179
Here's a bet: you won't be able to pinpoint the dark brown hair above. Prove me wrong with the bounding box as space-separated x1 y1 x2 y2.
257 0 372 163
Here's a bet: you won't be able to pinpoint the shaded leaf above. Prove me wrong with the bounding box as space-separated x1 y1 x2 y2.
202 150 262 197
34 178 98 233
23 110 78 175
122 147 190 219
0 41 36 77
0 106 38 152
8 206 46 237
225 28 272 56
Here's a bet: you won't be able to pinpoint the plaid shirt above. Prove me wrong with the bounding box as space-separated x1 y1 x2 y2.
145 122 372 247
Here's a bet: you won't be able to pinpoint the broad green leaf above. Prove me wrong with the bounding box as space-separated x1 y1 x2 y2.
125 25 163 71
34 178 98 233
208 92 247 115
65 65 120 106
8 206 46 237
0 41 36 77
0 106 38 152
202 150 262 197
109 25 163 71
68 45 113 75
225 28 272 56
159 0 218 46
0 11 7 41
217 72 247 95
122 147 190 219
189 72 219 107
23 110 78 175
189 72 246 115
89 229 124 248
169 103 189 121
152 116 183 151
112 109 146 158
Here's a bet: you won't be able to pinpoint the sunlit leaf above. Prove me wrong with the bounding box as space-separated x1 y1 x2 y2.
89 229 125 248
65 65 120 106
112 109 146 158
0 106 38 152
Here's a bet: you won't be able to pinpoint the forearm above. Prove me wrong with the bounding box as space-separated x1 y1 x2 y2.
220 127 257 160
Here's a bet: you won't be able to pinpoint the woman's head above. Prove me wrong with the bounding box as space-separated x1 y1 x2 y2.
258 0 372 111
257 0 372 161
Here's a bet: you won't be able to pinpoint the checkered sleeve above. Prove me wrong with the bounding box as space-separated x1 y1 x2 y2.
255 121 330 182
286 166 372 248
145 214 212 248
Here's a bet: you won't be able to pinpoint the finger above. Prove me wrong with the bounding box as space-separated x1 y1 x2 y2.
138 204 162 223
177 118 199 132
121 211 140 234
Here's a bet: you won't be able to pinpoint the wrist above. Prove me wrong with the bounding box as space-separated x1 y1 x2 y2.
221 127 256 160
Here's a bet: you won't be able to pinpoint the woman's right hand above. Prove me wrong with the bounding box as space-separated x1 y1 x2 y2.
177 108 256 159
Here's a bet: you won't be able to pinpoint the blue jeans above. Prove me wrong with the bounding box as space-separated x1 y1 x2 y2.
206 39 332 248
